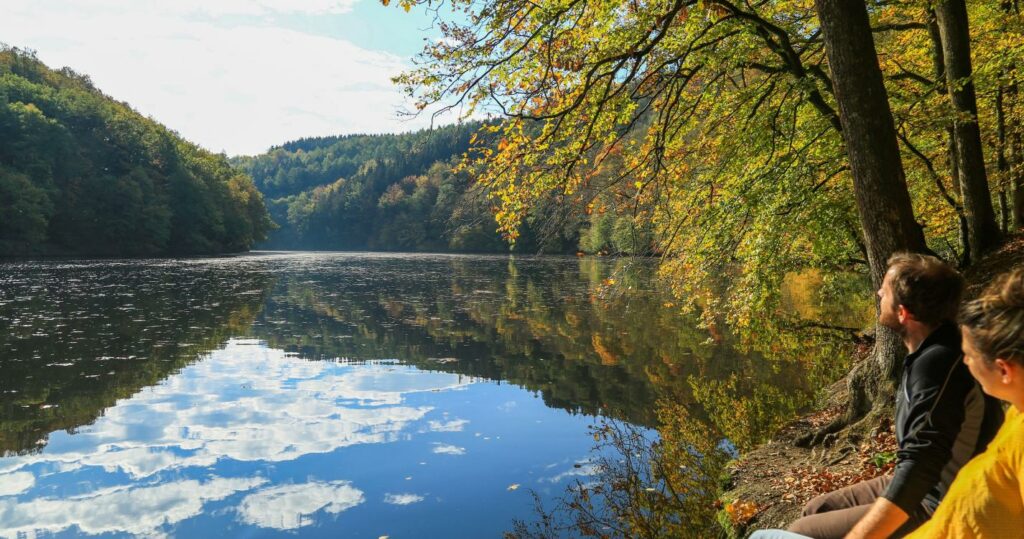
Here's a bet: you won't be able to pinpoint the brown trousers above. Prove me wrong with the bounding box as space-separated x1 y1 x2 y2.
785 476 929 539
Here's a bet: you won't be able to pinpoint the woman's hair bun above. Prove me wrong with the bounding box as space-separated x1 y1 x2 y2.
993 268 1024 309
963 267 1024 363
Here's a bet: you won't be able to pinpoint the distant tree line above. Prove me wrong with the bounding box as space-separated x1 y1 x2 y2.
0 47 272 257
235 123 611 253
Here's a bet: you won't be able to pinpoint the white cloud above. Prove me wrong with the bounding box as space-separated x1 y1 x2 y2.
432 443 465 456
237 480 365 530
541 461 600 484
498 400 518 412
383 493 424 505
298 369 472 406
0 476 266 538
0 471 34 496
5 0 359 17
426 419 469 432
0 1 441 155
0 341 479 537
0 342 473 481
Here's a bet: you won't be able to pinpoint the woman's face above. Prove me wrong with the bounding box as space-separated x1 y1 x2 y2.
961 328 1008 401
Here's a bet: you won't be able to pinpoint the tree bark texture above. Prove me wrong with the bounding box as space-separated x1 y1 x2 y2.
934 0 1001 259
1014 128 1024 229
928 12 971 264
815 0 929 409
1003 0 1024 229
997 87 1011 233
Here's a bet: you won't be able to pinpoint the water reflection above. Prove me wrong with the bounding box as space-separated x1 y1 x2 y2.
0 259 273 455
0 476 267 537
4 344 451 479
0 339 605 537
0 253 868 537
237 480 366 530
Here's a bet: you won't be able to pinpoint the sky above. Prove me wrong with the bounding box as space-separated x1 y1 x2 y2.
0 0 462 155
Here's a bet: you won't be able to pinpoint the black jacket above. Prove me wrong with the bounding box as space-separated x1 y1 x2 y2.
882 321 1004 516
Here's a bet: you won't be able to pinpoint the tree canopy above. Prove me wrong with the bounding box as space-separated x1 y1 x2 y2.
392 0 1024 343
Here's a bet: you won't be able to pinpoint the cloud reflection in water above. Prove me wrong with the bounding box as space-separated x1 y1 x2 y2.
0 339 475 537
237 480 366 530
0 477 267 538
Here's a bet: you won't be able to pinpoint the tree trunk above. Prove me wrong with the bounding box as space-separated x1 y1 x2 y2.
928 11 971 265
934 0 1001 259
997 86 1012 233
1003 0 1024 230
1014 127 1024 229
814 0 929 417
1012 80 1024 228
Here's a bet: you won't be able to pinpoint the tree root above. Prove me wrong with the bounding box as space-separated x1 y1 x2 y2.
794 417 845 448
795 353 896 449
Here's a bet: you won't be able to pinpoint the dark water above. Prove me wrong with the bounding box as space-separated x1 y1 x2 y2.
0 253 864 537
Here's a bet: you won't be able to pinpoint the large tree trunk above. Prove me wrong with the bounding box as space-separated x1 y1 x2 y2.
814 0 929 419
934 0 1001 259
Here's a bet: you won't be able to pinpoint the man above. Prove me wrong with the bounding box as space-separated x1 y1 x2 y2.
785 253 1003 539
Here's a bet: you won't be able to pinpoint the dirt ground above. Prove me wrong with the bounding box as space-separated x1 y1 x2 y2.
722 374 897 535
721 235 1024 537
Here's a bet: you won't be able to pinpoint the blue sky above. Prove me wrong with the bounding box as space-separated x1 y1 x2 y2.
0 0 462 155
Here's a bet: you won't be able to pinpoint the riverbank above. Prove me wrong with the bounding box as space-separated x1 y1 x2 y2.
721 235 1024 537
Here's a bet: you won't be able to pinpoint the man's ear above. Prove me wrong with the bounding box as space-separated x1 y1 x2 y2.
898 305 912 324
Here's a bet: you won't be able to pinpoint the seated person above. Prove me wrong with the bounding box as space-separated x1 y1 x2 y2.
751 254 1003 539
899 267 1024 538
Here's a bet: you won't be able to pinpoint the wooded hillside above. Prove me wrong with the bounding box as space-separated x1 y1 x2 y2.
0 47 272 257
234 123 586 253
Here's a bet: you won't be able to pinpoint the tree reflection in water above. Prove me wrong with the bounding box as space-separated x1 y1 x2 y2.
0 254 869 537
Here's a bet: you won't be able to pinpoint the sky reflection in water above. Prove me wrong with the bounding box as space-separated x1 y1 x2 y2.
0 252 856 537
0 339 604 538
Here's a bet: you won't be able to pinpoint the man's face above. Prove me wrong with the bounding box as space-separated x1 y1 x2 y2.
878 268 901 330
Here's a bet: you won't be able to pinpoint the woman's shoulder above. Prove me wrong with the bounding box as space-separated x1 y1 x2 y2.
991 406 1024 462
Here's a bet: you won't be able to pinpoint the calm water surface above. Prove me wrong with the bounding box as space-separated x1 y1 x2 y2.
0 253 858 538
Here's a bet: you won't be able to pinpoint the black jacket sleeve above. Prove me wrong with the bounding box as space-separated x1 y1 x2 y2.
882 347 967 514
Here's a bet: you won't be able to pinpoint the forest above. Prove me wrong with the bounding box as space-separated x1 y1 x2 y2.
0 47 272 257
234 124 639 253
234 124 507 252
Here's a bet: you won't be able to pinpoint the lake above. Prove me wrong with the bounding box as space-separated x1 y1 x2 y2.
0 253 863 537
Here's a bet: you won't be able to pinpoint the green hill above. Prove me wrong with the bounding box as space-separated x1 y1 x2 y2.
0 47 272 256
234 122 580 253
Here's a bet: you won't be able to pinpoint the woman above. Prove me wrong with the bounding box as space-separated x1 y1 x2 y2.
752 267 1024 539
